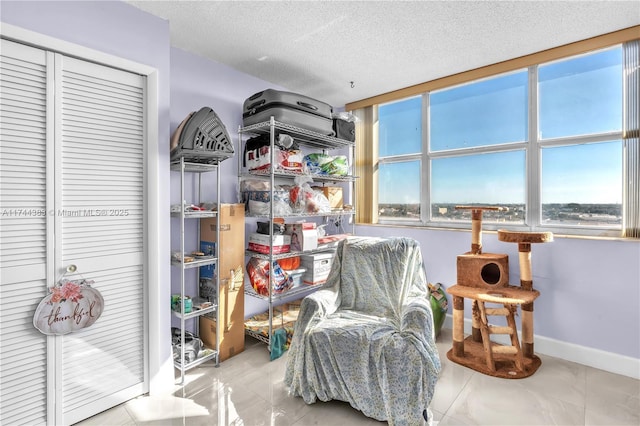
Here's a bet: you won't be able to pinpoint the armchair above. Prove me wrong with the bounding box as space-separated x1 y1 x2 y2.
284 236 441 425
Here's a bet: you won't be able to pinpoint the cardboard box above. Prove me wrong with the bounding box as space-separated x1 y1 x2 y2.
300 251 335 285
285 222 318 252
200 312 244 362
200 204 245 361
313 186 344 209
248 233 291 254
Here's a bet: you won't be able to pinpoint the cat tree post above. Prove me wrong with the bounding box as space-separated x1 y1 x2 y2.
455 206 507 342
497 230 553 358
452 295 465 357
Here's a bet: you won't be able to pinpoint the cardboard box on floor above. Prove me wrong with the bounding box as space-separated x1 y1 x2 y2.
199 203 245 362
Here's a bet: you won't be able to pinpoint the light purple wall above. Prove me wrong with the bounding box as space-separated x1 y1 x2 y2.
357 224 640 359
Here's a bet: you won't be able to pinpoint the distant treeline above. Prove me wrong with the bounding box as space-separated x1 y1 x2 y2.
379 203 622 225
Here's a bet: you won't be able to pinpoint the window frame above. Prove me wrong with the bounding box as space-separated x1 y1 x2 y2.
367 45 628 238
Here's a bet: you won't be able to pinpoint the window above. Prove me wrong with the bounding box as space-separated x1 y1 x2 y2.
541 141 622 226
370 45 627 235
378 96 422 220
538 47 623 229
538 48 623 228
430 71 528 151
538 48 622 139
429 70 528 224
431 151 526 223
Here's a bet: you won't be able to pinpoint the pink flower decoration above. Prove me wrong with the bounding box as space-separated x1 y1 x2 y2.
48 280 85 304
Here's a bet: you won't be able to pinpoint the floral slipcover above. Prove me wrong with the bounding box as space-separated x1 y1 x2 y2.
284 236 441 425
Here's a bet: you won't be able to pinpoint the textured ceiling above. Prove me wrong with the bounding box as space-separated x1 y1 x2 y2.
126 0 640 108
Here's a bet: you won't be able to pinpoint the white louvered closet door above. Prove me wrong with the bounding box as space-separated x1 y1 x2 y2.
0 39 148 425
55 55 147 425
0 39 52 426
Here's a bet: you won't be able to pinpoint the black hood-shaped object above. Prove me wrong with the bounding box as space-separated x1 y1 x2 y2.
171 106 234 164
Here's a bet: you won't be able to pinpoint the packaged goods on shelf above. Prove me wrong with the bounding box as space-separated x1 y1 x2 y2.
198 242 217 279
289 268 307 288
171 327 204 364
199 278 217 302
312 186 343 209
256 220 286 235
243 190 291 214
240 178 293 215
300 251 336 285
303 153 348 176
246 257 294 295
244 134 304 173
248 233 291 254
277 256 301 270
289 176 331 214
285 222 318 252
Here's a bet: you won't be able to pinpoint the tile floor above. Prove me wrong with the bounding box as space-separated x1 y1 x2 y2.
76 328 639 425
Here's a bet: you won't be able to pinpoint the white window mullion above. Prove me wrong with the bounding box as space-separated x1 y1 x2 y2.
527 65 540 230
422 93 430 224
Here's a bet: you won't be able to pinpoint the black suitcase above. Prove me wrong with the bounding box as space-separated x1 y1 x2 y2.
332 118 355 142
243 89 335 136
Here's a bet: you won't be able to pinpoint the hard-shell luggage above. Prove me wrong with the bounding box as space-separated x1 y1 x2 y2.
243 89 335 136
332 118 355 142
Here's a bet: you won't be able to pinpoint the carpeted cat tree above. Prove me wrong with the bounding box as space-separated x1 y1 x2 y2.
446 206 552 378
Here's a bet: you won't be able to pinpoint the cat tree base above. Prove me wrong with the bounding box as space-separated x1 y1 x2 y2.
447 336 541 379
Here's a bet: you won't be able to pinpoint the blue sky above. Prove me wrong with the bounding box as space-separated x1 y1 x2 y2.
378 46 623 205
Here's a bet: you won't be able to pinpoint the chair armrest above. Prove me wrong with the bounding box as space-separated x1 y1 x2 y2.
295 250 343 326
301 288 340 318
285 286 341 388
400 297 436 339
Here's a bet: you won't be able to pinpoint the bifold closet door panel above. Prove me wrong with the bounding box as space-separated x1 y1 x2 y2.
56 54 148 424
0 39 51 426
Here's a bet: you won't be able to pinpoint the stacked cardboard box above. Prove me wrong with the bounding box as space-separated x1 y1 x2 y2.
199 203 245 362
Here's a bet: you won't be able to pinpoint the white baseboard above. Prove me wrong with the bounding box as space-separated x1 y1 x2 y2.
443 315 640 380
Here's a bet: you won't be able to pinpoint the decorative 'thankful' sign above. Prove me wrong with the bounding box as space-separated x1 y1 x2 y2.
33 271 104 335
